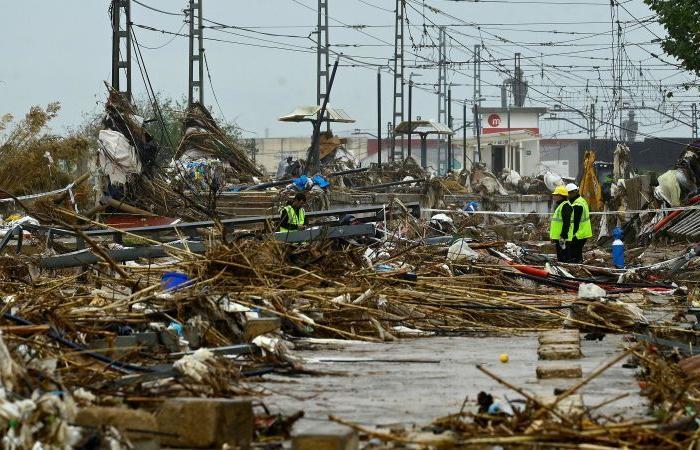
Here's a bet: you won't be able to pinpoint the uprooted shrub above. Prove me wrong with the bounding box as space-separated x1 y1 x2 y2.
0 103 91 196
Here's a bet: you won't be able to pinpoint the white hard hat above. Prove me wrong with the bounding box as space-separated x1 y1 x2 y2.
565 183 579 192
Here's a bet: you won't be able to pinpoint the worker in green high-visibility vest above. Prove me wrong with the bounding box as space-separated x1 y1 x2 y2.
566 183 593 263
549 185 572 262
279 192 307 232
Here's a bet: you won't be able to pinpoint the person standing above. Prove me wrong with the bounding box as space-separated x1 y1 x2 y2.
566 183 593 263
549 185 573 262
279 192 307 232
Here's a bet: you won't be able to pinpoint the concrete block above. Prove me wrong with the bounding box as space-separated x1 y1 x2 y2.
156 397 252 448
538 344 581 360
74 406 159 450
538 330 580 346
293 423 359 450
244 317 281 341
536 364 582 379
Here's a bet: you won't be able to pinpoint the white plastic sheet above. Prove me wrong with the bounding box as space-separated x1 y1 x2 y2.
97 130 142 184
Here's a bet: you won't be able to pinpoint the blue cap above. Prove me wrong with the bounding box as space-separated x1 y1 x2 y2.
612 227 623 239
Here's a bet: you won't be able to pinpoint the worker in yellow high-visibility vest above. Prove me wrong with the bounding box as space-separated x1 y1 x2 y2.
279 192 307 232
549 185 572 262
566 183 593 263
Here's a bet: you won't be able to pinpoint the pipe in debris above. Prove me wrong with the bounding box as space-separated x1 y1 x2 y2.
508 265 634 294
509 264 549 279
105 197 157 217
356 178 426 191
327 167 369 177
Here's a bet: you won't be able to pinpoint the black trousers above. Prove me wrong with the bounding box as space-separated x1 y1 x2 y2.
555 241 568 262
569 238 587 263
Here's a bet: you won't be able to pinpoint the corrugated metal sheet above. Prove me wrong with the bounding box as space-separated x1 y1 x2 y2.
666 209 700 240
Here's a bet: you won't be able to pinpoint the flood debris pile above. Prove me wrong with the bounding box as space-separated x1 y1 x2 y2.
173 102 262 182
327 156 428 192
4 95 700 449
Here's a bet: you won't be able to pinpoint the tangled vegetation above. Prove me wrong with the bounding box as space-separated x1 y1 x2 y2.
0 103 90 196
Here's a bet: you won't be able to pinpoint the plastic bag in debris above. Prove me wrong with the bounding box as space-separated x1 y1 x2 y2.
430 213 454 224
503 242 525 259
655 169 681 206
578 283 607 299
447 239 479 262
312 174 330 188
97 129 142 184
543 171 564 192
616 301 648 324
292 175 313 190
463 201 479 213
505 169 522 186
676 167 698 193
173 348 214 382
402 175 416 187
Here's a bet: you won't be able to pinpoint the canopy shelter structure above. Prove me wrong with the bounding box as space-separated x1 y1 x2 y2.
279 105 356 173
279 105 355 124
394 120 453 169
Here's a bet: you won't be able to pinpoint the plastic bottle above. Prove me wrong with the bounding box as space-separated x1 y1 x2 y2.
611 227 625 268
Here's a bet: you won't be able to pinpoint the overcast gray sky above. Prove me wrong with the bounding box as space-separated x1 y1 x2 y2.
1 0 696 140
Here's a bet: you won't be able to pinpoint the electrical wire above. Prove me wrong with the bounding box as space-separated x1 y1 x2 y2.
203 50 227 123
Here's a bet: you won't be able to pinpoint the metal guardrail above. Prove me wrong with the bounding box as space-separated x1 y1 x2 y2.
24 202 419 247
38 224 379 268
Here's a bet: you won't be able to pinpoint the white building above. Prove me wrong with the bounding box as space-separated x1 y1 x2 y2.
463 106 547 176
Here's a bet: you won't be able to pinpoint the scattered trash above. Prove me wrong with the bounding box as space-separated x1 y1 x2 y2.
578 283 607 299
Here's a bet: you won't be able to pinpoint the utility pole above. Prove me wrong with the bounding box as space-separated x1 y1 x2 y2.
475 103 482 162
462 101 467 169
317 0 330 132
111 0 132 99
693 103 698 140
408 79 413 158
437 26 448 174
391 0 405 161
472 44 482 135
447 87 453 172
377 69 382 166
188 0 204 106
589 103 596 148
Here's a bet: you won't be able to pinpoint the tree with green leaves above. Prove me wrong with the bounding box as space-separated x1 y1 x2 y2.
644 0 700 75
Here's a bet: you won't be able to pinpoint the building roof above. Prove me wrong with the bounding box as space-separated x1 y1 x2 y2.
279 105 356 123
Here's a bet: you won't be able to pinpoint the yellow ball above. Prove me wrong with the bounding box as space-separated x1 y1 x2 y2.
499 353 509 363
